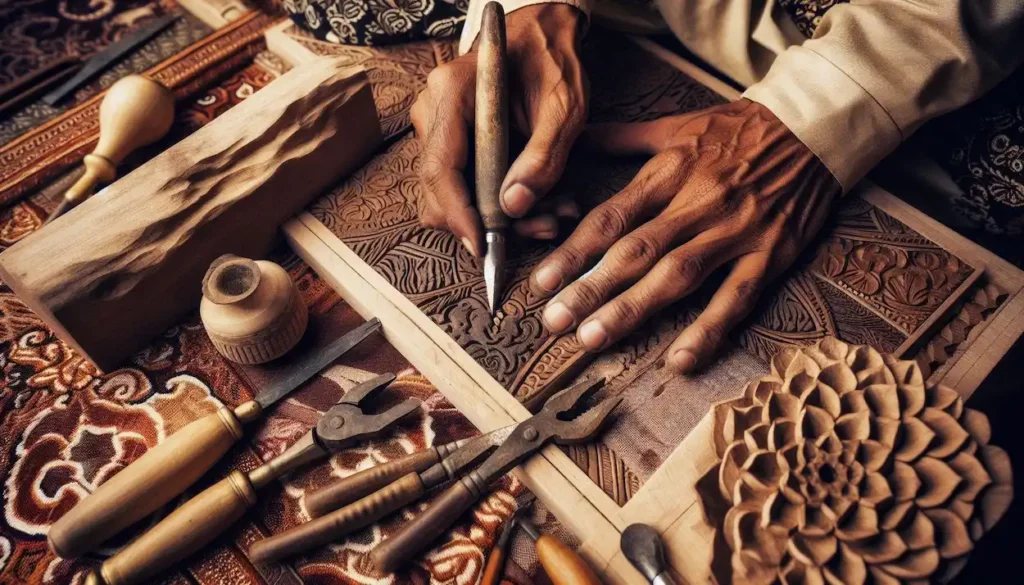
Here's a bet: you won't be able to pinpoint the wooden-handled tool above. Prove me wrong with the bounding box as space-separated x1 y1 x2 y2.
369 378 620 573
476 1 510 315
620 524 678 585
520 518 603 585
248 426 514 564
86 373 421 585
45 74 175 224
47 319 381 559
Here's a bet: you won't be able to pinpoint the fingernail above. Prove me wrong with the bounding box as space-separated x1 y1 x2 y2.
461 237 478 257
502 183 535 217
534 230 558 240
542 302 574 332
534 265 563 293
672 349 697 374
578 320 608 351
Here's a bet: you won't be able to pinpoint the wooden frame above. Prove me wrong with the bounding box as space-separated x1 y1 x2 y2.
272 25 1024 585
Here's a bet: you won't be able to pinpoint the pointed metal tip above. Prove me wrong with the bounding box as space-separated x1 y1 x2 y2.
483 231 506 316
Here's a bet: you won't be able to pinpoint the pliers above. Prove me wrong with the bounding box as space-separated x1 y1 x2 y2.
88 374 421 585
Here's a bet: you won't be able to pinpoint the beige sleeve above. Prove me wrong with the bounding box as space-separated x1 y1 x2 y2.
743 0 1024 192
458 0 592 54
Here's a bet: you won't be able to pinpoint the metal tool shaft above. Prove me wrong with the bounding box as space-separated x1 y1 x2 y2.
475 1 509 314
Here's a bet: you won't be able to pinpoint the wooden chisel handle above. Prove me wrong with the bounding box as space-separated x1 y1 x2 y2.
369 477 480 573
536 534 603 585
48 401 261 559
87 470 258 585
305 448 442 517
475 1 509 232
480 543 507 585
250 472 427 565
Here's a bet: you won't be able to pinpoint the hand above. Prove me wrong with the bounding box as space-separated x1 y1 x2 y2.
531 99 842 373
410 4 589 254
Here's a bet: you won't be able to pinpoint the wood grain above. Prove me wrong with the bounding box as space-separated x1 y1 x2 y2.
0 61 380 371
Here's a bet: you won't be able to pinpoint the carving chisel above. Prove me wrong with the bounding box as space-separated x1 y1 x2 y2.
476 1 510 315
42 13 180 106
47 318 382 560
247 425 516 564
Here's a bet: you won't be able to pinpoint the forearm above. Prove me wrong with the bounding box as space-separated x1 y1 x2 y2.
744 0 1024 191
459 0 591 54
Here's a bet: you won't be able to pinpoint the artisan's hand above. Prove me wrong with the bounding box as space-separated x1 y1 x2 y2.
411 4 588 254
533 99 842 373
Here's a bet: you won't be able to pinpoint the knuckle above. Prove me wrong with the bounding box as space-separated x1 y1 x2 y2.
730 279 761 315
568 278 606 310
586 204 630 239
607 296 643 325
426 65 457 92
692 319 728 348
614 233 662 267
662 253 706 286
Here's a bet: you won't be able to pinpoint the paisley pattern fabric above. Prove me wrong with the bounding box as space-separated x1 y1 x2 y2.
284 0 469 46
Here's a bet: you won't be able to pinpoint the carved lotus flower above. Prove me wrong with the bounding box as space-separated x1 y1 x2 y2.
698 338 1013 585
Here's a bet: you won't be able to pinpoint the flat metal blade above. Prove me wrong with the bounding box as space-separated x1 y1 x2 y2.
484 231 506 315
440 425 515 477
42 13 179 105
255 318 382 409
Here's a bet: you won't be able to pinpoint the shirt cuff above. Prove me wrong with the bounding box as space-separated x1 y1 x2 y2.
458 0 591 55
742 45 903 193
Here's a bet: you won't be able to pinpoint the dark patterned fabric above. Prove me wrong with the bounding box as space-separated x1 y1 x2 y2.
283 0 469 46
777 0 849 38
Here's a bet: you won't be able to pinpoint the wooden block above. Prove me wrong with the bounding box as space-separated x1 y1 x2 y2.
0 60 382 372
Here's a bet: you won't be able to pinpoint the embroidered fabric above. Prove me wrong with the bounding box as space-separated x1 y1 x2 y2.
283 0 469 46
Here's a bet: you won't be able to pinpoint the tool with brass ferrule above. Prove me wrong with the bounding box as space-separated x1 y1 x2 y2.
48 318 383 560
247 425 517 564
369 377 620 572
476 1 509 314
86 373 421 585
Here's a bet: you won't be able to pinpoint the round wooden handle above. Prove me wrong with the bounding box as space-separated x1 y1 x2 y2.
305 449 440 517
48 405 246 559
537 534 603 585
250 472 426 565
474 1 509 231
369 477 479 574
480 546 507 585
97 471 257 585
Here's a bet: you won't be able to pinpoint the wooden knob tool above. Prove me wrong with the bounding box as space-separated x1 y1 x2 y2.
45 74 174 224
519 517 603 585
86 374 421 585
47 319 381 560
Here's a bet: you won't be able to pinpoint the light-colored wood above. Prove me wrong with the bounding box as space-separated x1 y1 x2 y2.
264 20 321 68
88 470 258 585
0 62 381 372
177 0 251 29
276 34 1024 585
200 255 309 364
536 533 605 585
47 404 249 559
52 75 174 219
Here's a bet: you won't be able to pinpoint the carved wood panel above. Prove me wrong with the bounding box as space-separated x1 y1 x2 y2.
306 32 985 504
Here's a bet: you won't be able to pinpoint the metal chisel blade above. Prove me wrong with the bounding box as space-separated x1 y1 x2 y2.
255 318 382 409
42 13 180 106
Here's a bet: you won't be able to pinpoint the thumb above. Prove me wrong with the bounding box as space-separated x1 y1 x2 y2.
500 105 584 218
581 116 686 156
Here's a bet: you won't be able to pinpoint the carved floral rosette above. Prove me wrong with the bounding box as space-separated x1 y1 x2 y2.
697 338 1013 585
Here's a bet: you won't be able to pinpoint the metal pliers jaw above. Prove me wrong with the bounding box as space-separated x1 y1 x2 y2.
314 373 422 452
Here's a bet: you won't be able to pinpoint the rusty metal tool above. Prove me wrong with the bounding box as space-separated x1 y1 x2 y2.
519 517 603 585
48 318 383 560
621 524 678 585
85 373 421 585
369 377 620 573
247 425 516 564
476 1 510 314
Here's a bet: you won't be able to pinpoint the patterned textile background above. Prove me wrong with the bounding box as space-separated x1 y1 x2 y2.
284 0 469 46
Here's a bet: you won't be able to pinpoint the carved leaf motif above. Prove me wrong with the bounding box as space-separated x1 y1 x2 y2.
836 411 871 441
918 408 970 458
849 531 908 563
913 457 962 508
720 441 750 500
895 418 935 463
880 548 940 579
924 508 973 559
882 268 931 308
788 532 839 566
889 461 922 503
897 508 935 550
818 363 858 395
863 384 901 419
799 406 836 442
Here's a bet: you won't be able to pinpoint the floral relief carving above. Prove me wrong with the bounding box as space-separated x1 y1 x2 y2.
697 338 1013 585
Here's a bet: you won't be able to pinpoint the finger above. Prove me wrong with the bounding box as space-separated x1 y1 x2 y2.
581 115 688 156
513 215 559 239
418 89 482 256
500 92 586 218
541 215 682 334
567 231 731 350
529 149 692 299
667 252 770 373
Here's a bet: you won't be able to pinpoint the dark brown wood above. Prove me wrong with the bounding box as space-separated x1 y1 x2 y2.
305 448 441 517
474 1 509 232
249 472 426 565
369 479 479 573
0 60 381 371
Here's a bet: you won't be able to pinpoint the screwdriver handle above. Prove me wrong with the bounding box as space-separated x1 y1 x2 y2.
305 448 441 517
250 472 427 565
475 1 509 231
370 475 481 573
88 470 258 585
537 534 604 585
48 401 261 559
